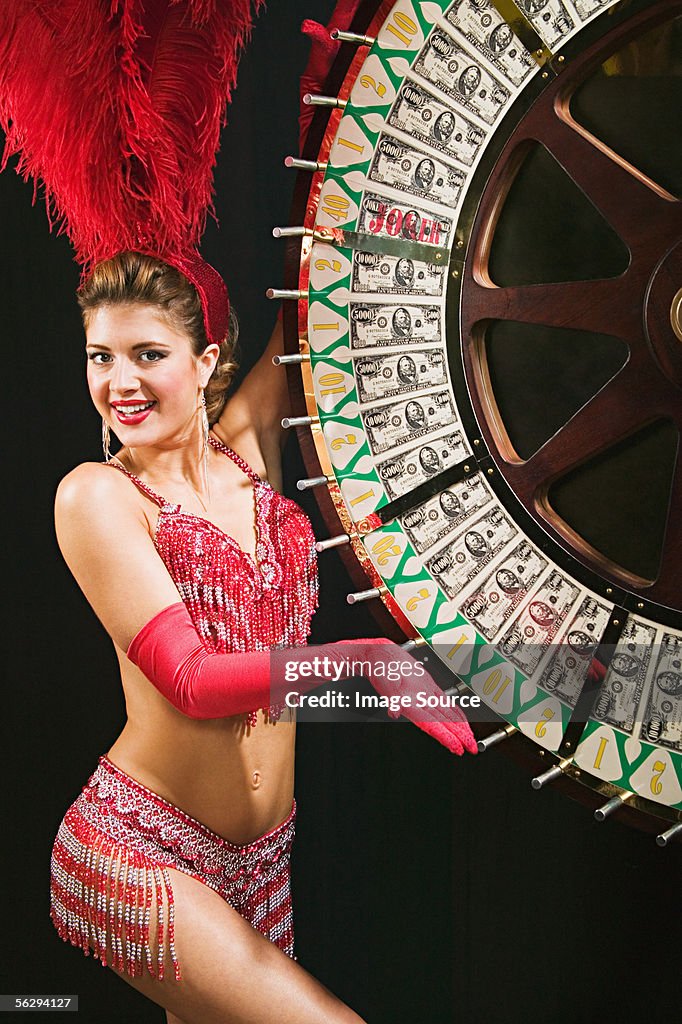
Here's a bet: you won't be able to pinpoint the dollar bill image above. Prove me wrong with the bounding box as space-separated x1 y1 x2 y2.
377 431 471 500
400 473 494 554
641 631 682 751
351 251 445 296
538 596 612 707
349 303 442 349
573 0 611 20
358 192 453 246
463 539 548 641
369 135 466 207
388 81 486 167
354 349 447 404
426 506 518 598
592 617 656 733
515 0 575 48
497 569 582 677
362 390 457 455
446 1 535 87
413 31 510 125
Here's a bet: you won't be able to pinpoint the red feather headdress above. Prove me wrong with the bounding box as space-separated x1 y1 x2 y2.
0 0 264 344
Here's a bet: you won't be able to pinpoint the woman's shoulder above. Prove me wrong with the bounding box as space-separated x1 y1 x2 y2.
55 460 137 518
54 461 153 565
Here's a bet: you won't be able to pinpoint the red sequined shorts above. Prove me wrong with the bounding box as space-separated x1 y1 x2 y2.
50 755 296 981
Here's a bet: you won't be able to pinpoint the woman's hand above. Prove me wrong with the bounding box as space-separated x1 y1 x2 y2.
342 639 478 756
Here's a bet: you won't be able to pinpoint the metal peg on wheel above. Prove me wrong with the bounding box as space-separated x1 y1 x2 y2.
281 415 319 429
266 288 307 301
594 792 632 822
272 353 309 366
656 822 682 847
297 475 332 491
302 93 347 110
272 226 312 238
478 723 518 753
347 586 385 605
401 636 427 652
531 758 572 791
284 155 328 173
329 28 375 46
315 534 351 553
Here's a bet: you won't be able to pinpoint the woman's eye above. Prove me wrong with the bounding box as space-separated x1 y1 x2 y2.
140 350 166 362
88 352 111 364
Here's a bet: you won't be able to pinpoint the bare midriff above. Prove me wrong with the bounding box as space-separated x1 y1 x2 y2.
106 649 296 846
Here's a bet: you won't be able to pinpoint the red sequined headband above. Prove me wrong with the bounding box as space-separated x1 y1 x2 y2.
84 249 231 348
164 252 230 348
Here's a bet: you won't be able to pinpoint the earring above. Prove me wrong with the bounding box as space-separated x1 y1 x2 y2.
201 389 210 459
200 388 211 500
102 417 111 462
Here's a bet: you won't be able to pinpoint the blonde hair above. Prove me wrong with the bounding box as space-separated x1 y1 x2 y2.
77 251 239 424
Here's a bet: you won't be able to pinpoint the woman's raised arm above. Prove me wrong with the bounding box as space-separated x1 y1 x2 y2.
213 317 290 479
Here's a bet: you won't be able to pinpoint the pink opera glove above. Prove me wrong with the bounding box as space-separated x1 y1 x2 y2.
126 600 388 720
127 601 273 719
299 0 364 151
126 603 476 752
354 641 478 756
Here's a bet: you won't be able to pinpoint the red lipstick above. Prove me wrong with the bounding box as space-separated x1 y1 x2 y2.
111 400 156 425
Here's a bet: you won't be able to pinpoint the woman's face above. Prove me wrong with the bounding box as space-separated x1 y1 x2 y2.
86 304 219 450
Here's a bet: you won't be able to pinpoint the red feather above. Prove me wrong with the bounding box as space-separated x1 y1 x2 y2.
0 0 263 273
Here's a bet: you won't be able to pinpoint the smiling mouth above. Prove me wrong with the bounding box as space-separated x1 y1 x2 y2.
112 400 156 422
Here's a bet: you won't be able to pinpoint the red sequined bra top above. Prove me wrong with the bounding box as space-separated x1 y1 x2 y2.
106 433 319 724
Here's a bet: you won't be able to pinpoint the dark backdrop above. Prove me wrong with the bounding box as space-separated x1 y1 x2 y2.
1 4 680 1023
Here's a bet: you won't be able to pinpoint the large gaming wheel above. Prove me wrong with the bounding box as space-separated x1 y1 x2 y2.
272 0 682 840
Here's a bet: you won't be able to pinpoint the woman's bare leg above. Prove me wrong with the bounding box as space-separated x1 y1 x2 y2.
99 867 366 1024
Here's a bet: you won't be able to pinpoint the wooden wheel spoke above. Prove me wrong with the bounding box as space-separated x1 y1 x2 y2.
507 363 649 499
537 112 678 250
466 275 640 342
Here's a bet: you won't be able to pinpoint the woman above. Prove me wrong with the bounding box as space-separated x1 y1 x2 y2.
50 250 475 1024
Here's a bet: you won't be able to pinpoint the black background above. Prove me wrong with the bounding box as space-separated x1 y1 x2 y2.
1 3 680 1023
